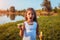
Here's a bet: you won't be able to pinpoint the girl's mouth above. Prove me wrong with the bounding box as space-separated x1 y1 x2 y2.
30 17 32 19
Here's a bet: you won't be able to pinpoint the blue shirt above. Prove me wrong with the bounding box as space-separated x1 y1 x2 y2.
23 21 37 40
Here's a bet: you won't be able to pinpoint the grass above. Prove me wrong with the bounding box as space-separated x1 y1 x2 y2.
38 15 60 40
0 15 60 40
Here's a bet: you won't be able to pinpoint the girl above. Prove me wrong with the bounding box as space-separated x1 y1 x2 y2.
18 8 40 40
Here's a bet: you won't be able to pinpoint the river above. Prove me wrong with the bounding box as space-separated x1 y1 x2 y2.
0 13 39 24
0 14 24 24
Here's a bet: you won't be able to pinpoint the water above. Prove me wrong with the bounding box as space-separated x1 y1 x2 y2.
0 15 24 24
0 14 39 24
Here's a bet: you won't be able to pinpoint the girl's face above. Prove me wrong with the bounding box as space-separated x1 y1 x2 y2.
26 10 34 21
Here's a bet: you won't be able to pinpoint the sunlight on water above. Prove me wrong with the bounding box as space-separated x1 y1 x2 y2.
0 14 39 24
0 15 24 24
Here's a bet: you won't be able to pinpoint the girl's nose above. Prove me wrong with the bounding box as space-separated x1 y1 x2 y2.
30 14 32 17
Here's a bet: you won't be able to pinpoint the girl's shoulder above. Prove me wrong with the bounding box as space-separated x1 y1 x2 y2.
23 21 37 25
23 21 27 24
23 21 27 25
33 21 37 24
33 21 39 27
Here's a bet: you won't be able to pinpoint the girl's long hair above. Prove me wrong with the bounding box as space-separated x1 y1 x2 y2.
24 8 37 22
24 8 39 34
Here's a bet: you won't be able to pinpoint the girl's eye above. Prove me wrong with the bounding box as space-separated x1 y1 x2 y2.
28 13 34 15
32 13 33 15
28 13 30 15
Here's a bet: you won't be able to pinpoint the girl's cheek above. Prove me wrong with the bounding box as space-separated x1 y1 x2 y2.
33 15 34 19
26 15 29 19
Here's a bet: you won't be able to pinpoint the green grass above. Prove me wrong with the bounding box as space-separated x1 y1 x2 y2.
0 15 60 40
38 15 60 40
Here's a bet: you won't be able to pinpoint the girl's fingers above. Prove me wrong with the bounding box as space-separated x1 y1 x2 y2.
17 24 21 29
17 23 24 29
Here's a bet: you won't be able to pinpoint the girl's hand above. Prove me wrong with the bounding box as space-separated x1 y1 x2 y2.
17 23 23 29
18 23 25 37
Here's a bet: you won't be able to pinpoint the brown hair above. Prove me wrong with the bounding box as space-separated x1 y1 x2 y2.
24 8 39 35
24 8 37 22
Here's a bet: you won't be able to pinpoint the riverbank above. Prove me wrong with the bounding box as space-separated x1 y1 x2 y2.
0 15 60 40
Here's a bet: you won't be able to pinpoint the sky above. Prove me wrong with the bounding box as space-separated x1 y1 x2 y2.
0 0 60 10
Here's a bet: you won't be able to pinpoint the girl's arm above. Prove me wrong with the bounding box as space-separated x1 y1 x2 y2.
36 23 40 38
36 24 43 40
19 23 25 37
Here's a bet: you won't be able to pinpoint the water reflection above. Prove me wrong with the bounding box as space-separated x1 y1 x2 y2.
0 13 24 24
0 12 39 24
9 14 15 20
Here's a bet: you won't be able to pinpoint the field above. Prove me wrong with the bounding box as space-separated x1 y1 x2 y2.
0 14 60 40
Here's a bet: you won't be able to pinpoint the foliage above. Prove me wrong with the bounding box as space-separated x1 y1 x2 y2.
0 15 60 40
53 7 58 13
42 0 52 12
9 6 15 12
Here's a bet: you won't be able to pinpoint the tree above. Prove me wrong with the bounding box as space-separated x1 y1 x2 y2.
9 6 15 12
58 3 60 9
9 14 15 20
42 0 52 12
54 7 57 13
